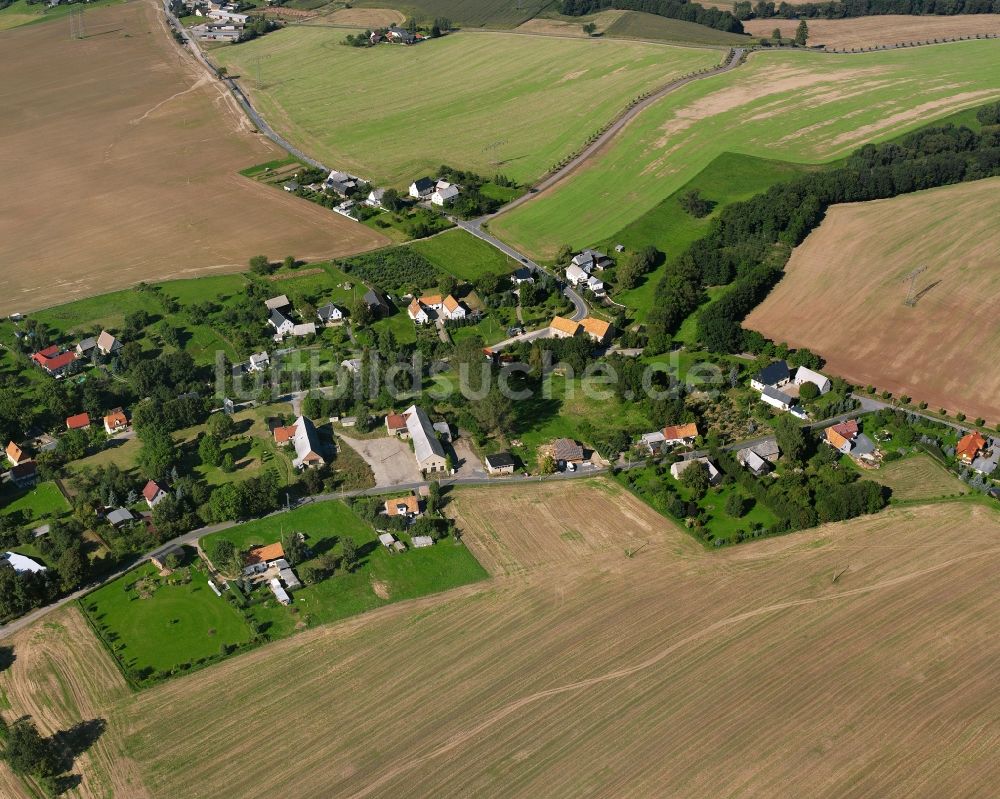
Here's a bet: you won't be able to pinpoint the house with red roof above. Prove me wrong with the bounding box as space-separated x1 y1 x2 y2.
956 431 987 463
32 345 78 377
66 413 91 431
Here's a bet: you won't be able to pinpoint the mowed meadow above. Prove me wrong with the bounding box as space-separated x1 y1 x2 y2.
745 177 1000 425
492 39 1000 257
0 0 387 316
215 28 722 186
3 480 1000 797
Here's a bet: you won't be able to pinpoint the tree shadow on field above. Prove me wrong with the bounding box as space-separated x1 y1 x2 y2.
0 645 14 673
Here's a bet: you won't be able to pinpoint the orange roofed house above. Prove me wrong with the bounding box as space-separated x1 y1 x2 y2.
66 413 91 430
243 542 285 574
384 495 421 517
548 316 580 339
662 423 699 445
5 441 25 467
956 431 987 463
580 317 613 345
103 408 129 435
824 420 859 454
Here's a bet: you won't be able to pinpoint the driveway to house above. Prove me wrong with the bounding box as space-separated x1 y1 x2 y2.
338 434 422 487
450 436 486 479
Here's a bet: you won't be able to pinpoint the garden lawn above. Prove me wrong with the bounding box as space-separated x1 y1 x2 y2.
81 559 254 676
215 30 721 186
201 500 488 630
411 229 517 282
492 40 1000 257
0 480 70 523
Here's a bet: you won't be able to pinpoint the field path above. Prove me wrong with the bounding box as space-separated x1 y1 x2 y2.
346 541 1000 799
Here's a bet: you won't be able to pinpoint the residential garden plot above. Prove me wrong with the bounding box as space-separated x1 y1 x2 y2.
215 29 722 186
743 14 1000 50
81 558 254 678
0 481 70 525
491 40 1000 257
870 454 970 502
0 0 386 316
744 177 1000 424
199 499 487 635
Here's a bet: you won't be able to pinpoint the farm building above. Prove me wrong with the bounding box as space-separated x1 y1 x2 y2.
793 366 831 394
548 316 580 339
670 457 721 485
760 385 795 412
402 404 447 474
485 452 516 475
269 577 291 605
290 416 325 470
580 317 613 344
409 177 434 198
106 508 135 528
751 360 791 392
265 295 290 311
737 449 770 477
1 552 47 574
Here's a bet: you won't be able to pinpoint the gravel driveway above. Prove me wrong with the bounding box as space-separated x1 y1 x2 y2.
338 434 421 487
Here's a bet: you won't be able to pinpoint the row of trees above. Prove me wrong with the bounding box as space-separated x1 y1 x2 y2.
645 107 1000 354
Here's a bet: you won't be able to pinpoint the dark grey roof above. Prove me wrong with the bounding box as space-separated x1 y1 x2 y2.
317 303 340 321
411 177 434 191
269 308 291 328
485 452 515 468
512 268 533 281
762 385 793 405
755 360 789 387
363 289 386 309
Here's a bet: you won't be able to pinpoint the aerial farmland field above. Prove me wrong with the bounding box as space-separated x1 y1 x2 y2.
2 485 999 798
744 177 1000 424
742 14 1000 49
214 28 723 186
0 0 387 315
491 39 1000 257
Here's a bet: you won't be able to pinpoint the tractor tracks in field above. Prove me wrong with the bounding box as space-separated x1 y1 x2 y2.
345 543 1000 799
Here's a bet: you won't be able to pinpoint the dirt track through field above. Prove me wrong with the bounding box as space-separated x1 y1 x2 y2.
0 0 387 315
745 177 1000 424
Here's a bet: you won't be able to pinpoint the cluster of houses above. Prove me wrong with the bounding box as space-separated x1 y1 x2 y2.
378 493 435 551
369 27 423 46
564 249 612 297
241 541 302 605
407 293 468 325
266 294 341 342
27 330 122 380
548 315 613 345
639 422 699 456
187 0 249 41
385 405 449 474
409 177 460 206
751 360 832 418
272 415 326 470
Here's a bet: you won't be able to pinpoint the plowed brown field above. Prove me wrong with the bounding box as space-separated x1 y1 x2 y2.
2 484 999 798
742 14 1000 49
745 177 1000 423
0 0 386 315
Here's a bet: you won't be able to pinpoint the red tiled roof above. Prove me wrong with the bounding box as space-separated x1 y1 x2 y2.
31 345 59 365
384 495 420 516
662 422 699 441
385 413 407 430
143 480 167 502
830 420 859 439
956 431 986 461
274 424 297 444
103 408 128 430
66 413 90 430
244 542 284 566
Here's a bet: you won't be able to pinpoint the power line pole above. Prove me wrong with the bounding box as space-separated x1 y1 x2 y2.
903 265 927 307
250 54 270 89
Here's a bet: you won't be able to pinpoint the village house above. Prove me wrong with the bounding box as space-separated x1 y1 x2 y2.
409 177 435 199
751 360 791 392
76 336 97 357
485 452 516 476
571 249 612 271
65 413 90 431
431 184 460 206
670 457 721 485
662 423 699 446
106 508 135 528
341 358 362 374
248 351 270 372
362 288 389 317
365 188 385 207
737 448 771 477
283 180 299 193
274 416 325 469
5 442 23 469
956 431 987 464
269 308 295 339
407 298 430 325
385 412 408 437
243 542 285 573
8 461 38 488
580 317 613 345
317 303 343 326
265 295 290 311
96 330 121 357
546 438 584 465
385 26 416 44
31 345 78 378
510 268 534 285
824 420 860 453
760 385 795 412
143 480 169 509
548 315 580 339
586 275 606 296
565 264 590 286
793 366 831 395
324 170 358 196
384 495 421 518
103 408 129 435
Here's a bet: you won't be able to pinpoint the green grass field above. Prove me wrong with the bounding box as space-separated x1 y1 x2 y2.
0 480 70 524
605 153 817 319
201 500 488 634
82 558 254 676
410 229 517 282
492 40 1000 257
0 0 123 31
215 30 721 187
604 10 749 46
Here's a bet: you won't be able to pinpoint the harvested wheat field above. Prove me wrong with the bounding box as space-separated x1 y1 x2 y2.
746 177 1000 424
873 455 970 502
744 15 1000 49
0 0 386 316
315 6 405 26
4 480 1000 798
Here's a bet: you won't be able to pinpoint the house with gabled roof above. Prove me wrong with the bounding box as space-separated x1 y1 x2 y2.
670 457 720 485
143 480 169 509
408 298 430 325
431 184 460 206
760 385 795 412
409 177 434 198
31 345 78 377
580 317 612 344
290 415 325 469
269 308 295 338
103 408 129 435
402 404 447 474
793 366 831 395
385 412 408 436
662 423 699 445
66 413 90 431
510 268 534 285
9 461 38 488
956 431 987 463
6 441 26 467
824 420 859 453
544 438 584 464
485 452 516 475
316 303 343 326
96 330 121 356
248 351 270 372
565 264 589 286
384 495 421 517
441 294 466 320
548 316 580 339
751 360 791 391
